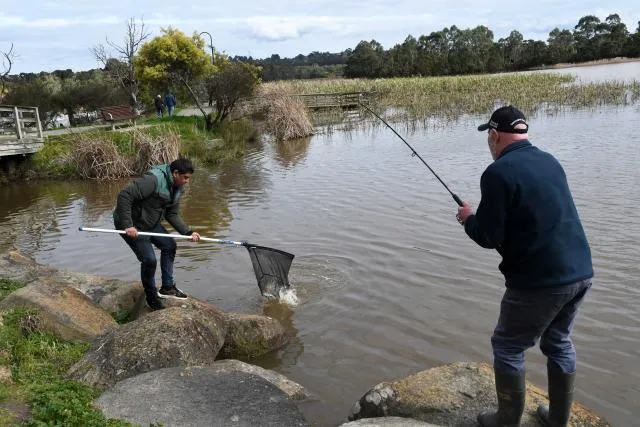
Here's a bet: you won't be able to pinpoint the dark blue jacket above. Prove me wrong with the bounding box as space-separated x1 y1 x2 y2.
464 140 593 289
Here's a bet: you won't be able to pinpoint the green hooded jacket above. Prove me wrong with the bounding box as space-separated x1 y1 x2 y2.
113 164 191 235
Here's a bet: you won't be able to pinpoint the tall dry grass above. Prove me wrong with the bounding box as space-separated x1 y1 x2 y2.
67 130 181 180
261 73 640 122
130 130 180 174
258 85 314 141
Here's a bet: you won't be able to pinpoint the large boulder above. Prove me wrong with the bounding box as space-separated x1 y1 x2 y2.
0 250 56 284
0 249 144 320
95 366 309 427
0 279 117 343
218 313 289 359
348 362 611 427
211 359 314 401
50 271 144 319
67 302 227 389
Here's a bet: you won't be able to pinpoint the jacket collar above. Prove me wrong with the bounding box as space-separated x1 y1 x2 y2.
497 139 531 159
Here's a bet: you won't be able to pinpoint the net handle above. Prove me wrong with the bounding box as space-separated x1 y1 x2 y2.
79 227 246 246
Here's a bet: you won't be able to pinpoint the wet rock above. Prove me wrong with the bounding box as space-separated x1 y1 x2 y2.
95 366 309 427
211 359 314 401
348 362 611 426
67 303 227 389
0 279 117 343
0 250 55 284
0 249 144 320
340 417 441 426
217 312 289 359
52 272 145 319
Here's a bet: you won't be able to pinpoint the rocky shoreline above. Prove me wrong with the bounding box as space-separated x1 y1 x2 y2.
0 249 611 426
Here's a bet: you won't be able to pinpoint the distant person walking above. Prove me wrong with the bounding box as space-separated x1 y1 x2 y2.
164 92 177 117
154 94 164 118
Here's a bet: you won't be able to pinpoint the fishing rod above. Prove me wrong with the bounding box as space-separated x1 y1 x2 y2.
359 102 463 207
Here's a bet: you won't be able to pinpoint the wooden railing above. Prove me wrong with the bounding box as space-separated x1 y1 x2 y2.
0 105 45 157
0 105 43 140
295 91 376 108
237 91 377 112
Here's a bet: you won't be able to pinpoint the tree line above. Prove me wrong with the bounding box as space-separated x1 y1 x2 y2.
236 13 640 80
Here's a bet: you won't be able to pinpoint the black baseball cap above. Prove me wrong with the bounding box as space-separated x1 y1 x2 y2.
477 105 529 134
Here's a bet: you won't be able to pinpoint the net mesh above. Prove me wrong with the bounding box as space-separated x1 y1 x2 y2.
245 245 295 296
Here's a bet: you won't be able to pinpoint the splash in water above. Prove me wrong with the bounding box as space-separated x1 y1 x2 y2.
278 287 299 306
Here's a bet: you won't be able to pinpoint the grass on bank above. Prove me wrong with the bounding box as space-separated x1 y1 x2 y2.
33 115 259 179
0 278 133 426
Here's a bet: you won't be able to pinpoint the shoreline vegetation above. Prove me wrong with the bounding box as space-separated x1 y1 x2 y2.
0 278 131 426
3 63 639 181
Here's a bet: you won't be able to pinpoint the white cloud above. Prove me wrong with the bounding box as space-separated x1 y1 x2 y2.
0 14 119 28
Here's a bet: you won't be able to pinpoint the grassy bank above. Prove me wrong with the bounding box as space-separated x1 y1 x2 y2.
30 115 258 180
262 72 640 122
0 279 132 426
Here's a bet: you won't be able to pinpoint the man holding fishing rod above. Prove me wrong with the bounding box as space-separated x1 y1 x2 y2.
456 105 593 427
113 157 201 311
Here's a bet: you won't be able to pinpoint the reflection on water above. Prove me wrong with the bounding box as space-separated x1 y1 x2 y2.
273 137 312 170
1 102 639 426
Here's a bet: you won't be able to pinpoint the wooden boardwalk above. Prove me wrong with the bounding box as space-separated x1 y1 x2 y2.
240 91 376 111
294 91 376 109
0 105 44 157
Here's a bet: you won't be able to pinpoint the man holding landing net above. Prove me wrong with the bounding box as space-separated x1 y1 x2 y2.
114 158 200 311
456 106 593 427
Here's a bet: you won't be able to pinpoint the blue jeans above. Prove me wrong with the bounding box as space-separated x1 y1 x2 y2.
119 223 177 300
167 106 174 117
491 279 592 375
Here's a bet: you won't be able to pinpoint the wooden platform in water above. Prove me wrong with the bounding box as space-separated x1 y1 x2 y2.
295 91 376 109
0 105 44 158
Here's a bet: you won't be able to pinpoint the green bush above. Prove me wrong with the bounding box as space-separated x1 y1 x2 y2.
0 308 133 426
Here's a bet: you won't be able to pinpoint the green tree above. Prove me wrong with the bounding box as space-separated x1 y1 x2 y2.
599 14 629 58
573 15 603 61
498 30 524 70
344 40 385 78
206 59 261 125
4 75 59 126
627 21 640 56
417 30 450 75
547 28 576 64
136 28 216 127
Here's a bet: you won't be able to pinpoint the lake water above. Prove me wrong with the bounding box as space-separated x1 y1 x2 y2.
1 64 638 426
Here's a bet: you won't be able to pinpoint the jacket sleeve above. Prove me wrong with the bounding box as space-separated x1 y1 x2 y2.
165 198 192 235
114 175 156 229
464 168 508 249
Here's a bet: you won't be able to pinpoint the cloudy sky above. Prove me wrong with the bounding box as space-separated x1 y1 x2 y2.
1 0 638 74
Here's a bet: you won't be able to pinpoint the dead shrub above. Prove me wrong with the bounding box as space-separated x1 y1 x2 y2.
260 86 314 141
130 130 180 175
71 135 133 180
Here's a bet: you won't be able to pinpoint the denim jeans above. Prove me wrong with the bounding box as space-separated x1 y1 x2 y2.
119 223 177 300
491 279 592 375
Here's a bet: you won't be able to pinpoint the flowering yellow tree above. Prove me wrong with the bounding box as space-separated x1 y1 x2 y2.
136 28 216 127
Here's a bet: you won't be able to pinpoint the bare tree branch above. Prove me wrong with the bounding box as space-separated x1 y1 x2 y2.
92 17 150 109
1 43 15 101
